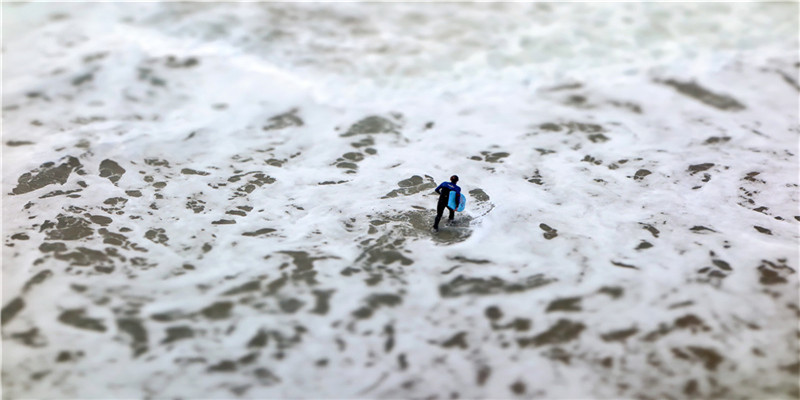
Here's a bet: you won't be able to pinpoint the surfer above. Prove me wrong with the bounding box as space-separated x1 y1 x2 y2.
432 175 461 232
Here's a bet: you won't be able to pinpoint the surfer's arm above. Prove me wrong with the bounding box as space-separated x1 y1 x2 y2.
454 188 461 207
434 183 443 194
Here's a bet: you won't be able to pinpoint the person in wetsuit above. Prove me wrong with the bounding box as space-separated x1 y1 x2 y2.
433 175 461 231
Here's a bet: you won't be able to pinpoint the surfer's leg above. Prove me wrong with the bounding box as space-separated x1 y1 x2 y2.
448 207 455 221
433 202 445 229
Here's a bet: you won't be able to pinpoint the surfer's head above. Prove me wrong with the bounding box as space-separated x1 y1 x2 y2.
450 175 459 183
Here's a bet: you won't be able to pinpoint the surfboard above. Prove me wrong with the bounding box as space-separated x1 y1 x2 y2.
448 191 466 212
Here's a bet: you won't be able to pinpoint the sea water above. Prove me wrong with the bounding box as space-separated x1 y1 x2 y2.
2 2 798 398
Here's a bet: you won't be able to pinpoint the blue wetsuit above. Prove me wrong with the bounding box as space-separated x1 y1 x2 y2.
433 181 461 230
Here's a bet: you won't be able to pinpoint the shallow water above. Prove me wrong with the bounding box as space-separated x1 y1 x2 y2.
2 2 799 399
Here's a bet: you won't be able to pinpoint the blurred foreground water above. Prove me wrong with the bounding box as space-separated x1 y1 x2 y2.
2 3 799 398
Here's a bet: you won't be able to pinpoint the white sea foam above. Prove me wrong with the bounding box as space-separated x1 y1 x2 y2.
2 2 799 398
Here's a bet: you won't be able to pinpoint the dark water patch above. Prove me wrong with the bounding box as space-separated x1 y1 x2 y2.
99 229 145 251
56 350 84 363
342 115 400 137
6 140 35 146
263 109 303 131
222 280 261 296
442 265 462 274
99 159 125 184
117 318 148 356
2 297 25 325
539 223 558 240
527 170 544 185
688 163 714 175
350 136 375 149
485 306 503 320
496 318 532 332
265 158 286 167
72 71 94 86
10 327 47 347
279 298 304 313
44 215 94 240
58 309 106 332
279 251 329 271
39 188 82 198
659 79 745 110
690 225 717 233
181 168 210 176
546 297 581 312
151 310 190 322
319 180 348 185
212 219 236 225
54 247 112 268
248 329 268 348
450 256 490 264
441 332 468 349
342 152 364 162
152 181 167 189
674 314 709 331
165 55 199 68
226 210 246 216
610 100 642 113
633 169 651 181
519 319 585 347
353 293 402 319
600 327 638 342
23 270 53 292
186 199 205 213
588 133 609 143
540 123 562 132
201 301 233 320
11 233 29 240
712 259 731 271
144 158 170 167
89 215 112 226
673 346 724 371
642 224 660 237
472 365 491 386
39 242 67 253
145 228 168 244
469 188 490 203
266 274 288 294
510 381 527 395
535 148 556 155
757 259 794 285
440 274 555 298
582 155 605 166
743 171 765 183
704 136 731 145
636 240 653 250
231 172 275 195
208 360 237 372
126 190 142 197
12 156 83 195
470 151 509 163
311 290 334 315
242 228 276 237
598 286 624 298
383 324 395 352
163 326 194 344
382 175 436 198
101 197 127 214
336 161 358 171
611 260 638 270
754 226 772 235
547 82 583 91
565 94 588 107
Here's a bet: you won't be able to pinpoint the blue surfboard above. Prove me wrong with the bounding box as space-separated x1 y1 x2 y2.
448 191 466 212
